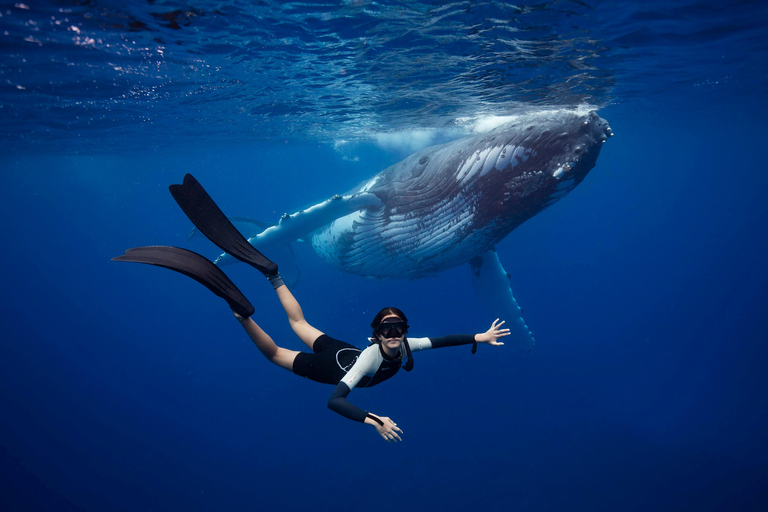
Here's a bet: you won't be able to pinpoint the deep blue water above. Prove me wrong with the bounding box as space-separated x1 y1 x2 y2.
2 1 767 511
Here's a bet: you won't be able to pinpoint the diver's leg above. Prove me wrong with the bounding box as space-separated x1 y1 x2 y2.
273 284 325 350
235 313 300 371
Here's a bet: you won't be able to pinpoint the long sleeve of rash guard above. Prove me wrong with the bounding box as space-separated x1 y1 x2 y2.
327 382 368 423
326 345 381 423
427 334 476 349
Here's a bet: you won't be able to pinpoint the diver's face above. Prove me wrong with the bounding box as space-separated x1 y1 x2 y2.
376 315 406 353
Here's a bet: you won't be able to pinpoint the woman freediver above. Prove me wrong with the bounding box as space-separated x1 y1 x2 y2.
114 174 509 442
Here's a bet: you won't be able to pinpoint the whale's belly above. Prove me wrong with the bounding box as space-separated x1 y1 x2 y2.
309 193 496 278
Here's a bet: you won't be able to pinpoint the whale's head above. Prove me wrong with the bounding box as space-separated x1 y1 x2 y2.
536 110 612 187
461 109 612 238
483 109 611 188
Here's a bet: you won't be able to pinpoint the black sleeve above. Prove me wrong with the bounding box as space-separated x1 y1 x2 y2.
429 334 476 349
327 382 368 423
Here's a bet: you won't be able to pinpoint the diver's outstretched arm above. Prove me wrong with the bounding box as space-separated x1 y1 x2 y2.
272 281 325 350
233 312 300 371
324 346 404 442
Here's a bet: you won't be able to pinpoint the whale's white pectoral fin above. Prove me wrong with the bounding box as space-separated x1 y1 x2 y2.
215 192 382 265
469 249 535 351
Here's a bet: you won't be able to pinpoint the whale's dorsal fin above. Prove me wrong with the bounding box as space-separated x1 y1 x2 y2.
215 192 382 265
469 249 535 351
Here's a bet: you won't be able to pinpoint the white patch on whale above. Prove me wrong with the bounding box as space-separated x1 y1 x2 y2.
495 144 514 170
481 145 503 177
359 175 379 192
458 148 491 185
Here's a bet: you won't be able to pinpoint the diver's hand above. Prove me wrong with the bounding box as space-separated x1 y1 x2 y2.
366 413 403 442
475 318 509 346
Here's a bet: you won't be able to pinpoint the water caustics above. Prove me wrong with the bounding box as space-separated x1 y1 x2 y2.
1 0 616 151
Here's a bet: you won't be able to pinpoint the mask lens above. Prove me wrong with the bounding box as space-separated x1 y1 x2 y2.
377 321 406 338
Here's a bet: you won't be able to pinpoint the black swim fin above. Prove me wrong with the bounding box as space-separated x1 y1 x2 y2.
169 174 278 276
112 246 255 318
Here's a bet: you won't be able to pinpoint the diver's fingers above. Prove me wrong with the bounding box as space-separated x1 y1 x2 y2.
382 431 402 442
387 419 403 436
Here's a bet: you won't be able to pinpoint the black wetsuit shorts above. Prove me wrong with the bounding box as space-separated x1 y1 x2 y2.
292 335 362 385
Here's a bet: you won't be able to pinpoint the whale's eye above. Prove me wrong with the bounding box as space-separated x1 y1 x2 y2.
419 156 428 165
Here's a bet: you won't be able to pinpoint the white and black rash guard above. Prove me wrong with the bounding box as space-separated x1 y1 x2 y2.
327 334 475 423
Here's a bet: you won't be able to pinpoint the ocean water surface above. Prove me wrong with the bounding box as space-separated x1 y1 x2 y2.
1 1 767 511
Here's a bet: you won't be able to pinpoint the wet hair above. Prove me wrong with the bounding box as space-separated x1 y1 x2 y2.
370 307 409 337
370 307 413 372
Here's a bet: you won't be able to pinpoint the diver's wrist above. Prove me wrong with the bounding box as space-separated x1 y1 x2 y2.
365 413 384 426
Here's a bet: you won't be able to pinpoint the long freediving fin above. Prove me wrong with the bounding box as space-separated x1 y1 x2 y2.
112 246 255 318
169 174 278 276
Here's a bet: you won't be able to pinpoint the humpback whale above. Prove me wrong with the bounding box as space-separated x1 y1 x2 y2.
217 110 613 350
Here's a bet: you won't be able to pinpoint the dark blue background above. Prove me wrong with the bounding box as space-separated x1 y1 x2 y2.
2 96 766 511
1 0 767 510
